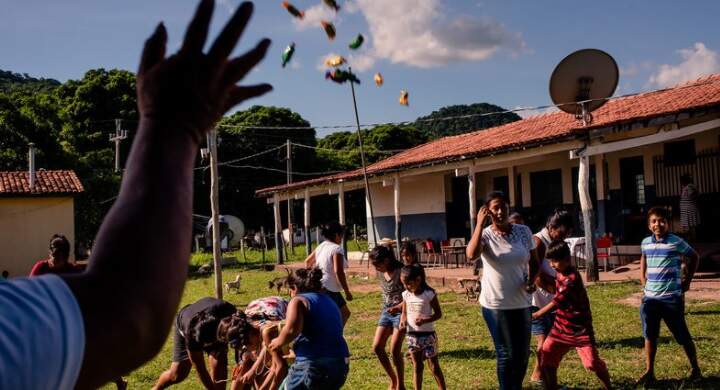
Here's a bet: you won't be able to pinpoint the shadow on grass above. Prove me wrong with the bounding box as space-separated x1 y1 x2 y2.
597 336 673 349
439 347 495 360
611 375 720 389
688 310 720 316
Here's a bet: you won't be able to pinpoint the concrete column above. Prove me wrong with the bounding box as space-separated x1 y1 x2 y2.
507 166 516 208
338 182 347 254
393 174 401 255
304 188 311 256
561 165 573 204
273 193 284 264
468 165 477 234
595 154 607 235
521 171 532 208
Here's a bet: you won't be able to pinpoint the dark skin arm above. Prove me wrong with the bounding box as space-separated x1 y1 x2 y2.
640 254 647 287
268 297 307 352
531 301 557 319
188 350 217 390
466 206 489 260
334 252 353 301
60 1 272 387
682 249 700 292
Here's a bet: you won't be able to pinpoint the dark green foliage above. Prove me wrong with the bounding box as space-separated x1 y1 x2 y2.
0 70 61 94
414 103 521 139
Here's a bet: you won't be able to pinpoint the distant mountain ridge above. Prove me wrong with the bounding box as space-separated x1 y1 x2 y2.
0 69 61 93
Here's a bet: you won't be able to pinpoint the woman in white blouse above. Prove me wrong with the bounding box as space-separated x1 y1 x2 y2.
466 191 540 390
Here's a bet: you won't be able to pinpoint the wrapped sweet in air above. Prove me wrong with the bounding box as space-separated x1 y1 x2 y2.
321 20 336 40
325 69 360 84
374 72 383 87
348 34 364 50
282 43 295 68
399 90 409 106
282 1 304 19
324 55 346 68
322 0 341 12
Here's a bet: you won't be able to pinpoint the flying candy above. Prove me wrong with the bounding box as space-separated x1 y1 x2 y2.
282 43 295 68
399 90 409 106
321 20 336 40
282 1 304 19
348 34 364 50
322 0 340 12
324 55 346 68
374 72 383 87
325 69 360 84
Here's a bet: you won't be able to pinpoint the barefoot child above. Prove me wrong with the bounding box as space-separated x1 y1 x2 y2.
637 207 701 386
534 240 611 390
400 265 446 390
371 245 407 390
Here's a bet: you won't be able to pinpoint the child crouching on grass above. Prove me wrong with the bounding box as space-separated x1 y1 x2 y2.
400 265 446 390
371 245 407 390
533 240 612 390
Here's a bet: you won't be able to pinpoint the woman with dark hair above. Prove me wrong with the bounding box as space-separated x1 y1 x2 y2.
680 174 700 240
268 267 350 390
29 234 81 276
153 297 237 389
304 221 352 325
528 210 574 385
226 296 289 390
466 191 540 390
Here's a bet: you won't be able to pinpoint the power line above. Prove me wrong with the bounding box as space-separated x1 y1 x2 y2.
222 164 346 176
290 142 401 154
193 144 285 171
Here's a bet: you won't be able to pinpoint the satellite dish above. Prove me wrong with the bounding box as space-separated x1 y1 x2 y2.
549 49 619 124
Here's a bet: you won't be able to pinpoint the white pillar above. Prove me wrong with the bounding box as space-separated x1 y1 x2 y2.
595 154 606 200
468 165 477 232
273 193 284 264
394 174 401 251
507 166 516 208
338 182 347 254
304 188 311 256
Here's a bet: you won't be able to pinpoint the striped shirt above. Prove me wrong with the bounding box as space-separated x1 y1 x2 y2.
550 267 595 346
641 234 692 298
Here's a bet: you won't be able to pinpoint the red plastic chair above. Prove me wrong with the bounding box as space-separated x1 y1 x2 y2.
423 240 442 268
596 236 613 271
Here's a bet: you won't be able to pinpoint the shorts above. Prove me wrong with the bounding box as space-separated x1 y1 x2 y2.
530 306 556 336
325 290 347 309
172 321 189 362
377 310 401 328
540 335 607 373
407 332 438 359
284 357 349 390
640 294 692 345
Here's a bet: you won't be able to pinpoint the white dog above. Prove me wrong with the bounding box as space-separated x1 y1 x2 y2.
224 274 242 292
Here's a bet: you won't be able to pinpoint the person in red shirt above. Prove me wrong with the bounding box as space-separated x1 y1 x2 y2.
29 235 81 276
532 240 612 390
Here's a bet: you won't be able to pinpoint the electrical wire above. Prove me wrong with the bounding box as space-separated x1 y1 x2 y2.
222 164 346 176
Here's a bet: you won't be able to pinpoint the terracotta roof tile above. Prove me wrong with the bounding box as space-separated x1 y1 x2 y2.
0 170 84 195
258 74 720 195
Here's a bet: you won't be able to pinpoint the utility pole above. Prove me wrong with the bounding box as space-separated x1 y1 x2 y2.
208 129 223 299
286 139 294 256
109 119 128 172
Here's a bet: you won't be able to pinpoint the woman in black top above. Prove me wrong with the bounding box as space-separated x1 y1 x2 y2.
153 297 237 389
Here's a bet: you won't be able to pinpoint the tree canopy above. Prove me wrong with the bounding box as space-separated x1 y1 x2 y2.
414 102 521 139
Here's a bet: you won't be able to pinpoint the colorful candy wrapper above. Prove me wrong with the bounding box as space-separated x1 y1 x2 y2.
322 0 340 11
324 55 346 68
399 90 409 106
282 43 295 68
349 34 364 50
374 72 383 87
325 69 360 84
282 1 304 19
321 20 336 40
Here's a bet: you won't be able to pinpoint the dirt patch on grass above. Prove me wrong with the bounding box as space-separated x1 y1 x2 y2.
617 279 720 307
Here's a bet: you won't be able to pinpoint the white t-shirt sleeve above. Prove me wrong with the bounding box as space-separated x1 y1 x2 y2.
0 275 85 389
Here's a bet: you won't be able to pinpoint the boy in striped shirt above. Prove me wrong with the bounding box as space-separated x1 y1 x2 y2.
637 207 701 385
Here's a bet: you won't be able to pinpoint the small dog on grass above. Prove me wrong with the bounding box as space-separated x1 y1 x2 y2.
458 278 481 301
268 267 292 294
225 274 241 293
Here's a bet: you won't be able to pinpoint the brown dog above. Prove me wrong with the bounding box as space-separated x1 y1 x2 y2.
458 278 481 301
268 267 292 294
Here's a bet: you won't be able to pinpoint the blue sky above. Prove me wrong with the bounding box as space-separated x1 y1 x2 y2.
3 0 720 136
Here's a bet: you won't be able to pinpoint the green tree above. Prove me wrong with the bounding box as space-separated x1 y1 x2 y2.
414 103 521 139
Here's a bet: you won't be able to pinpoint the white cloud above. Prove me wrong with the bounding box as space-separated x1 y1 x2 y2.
292 3 338 31
347 54 376 72
218 0 236 14
648 43 720 88
348 0 525 69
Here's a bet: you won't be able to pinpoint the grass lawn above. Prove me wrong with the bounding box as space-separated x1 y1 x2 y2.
114 265 720 389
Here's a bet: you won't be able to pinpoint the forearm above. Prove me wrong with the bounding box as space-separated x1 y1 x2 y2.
534 301 556 317
191 353 216 390
337 268 350 293
528 251 540 283
466 224 484 260
65 120 198 387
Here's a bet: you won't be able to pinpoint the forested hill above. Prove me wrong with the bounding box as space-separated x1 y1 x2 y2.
0 69 61 93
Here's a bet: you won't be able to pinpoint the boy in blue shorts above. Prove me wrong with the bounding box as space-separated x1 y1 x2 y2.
637 207 701 385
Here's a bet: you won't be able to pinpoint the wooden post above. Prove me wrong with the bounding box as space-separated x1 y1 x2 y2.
579 155 599 281
240 236 247 263
260 226 266 264
273 193 284 264
338 182 347 255
393 174 401 257
286 139 294 255
208 130 223 299
468 165 477 234
304 188 311 256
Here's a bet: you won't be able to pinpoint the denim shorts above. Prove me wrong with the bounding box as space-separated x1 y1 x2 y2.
530 306 556 336
378 309 401 328
284 357 349 390
640 294 692 345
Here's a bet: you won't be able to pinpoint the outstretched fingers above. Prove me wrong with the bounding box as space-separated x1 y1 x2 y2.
208 1 254 64
223 84 273 112
139 23 167 74
222 38 271 85
181 0 214 54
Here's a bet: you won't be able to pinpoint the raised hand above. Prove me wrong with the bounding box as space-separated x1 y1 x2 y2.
136 0 272 143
